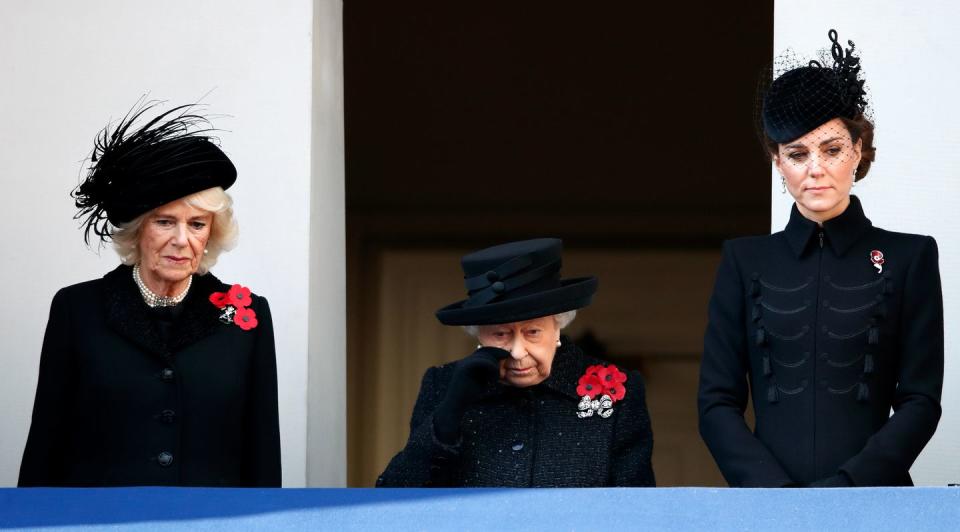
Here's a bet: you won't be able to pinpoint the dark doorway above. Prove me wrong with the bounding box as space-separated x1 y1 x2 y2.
345 1 773 486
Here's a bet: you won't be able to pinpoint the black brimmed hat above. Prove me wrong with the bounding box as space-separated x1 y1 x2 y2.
72 102 237 243
762 29 868 144
435 238 598 326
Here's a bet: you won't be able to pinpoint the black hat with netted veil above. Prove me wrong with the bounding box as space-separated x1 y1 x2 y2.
761 29 869 144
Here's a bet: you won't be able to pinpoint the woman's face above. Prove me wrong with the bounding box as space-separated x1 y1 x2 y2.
477 316 560 388
775 117 862 223
138 199 213 293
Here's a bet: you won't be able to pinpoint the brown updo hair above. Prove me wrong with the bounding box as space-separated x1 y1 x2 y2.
763 113 877 181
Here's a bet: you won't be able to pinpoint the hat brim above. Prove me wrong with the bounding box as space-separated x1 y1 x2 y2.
435 276 598 326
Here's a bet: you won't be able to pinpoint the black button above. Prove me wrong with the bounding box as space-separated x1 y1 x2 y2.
511 441 524 451
491 281 505 293
158 409 176 424
157 452 173 467
486 270 499 282
161 368 175 381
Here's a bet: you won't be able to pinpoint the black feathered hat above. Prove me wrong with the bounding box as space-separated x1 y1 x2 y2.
435 238 598 326
72 102 237 243
762 29 868 144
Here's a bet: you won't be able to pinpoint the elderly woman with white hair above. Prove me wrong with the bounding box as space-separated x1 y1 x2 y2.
377 238 655 487
18 103 280 487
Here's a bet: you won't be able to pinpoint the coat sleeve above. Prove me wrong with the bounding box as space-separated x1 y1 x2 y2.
376 366 462 487
838 236 943 485
19 289 78 487
698 241 795 487
608 370 655 486
245 296 282 486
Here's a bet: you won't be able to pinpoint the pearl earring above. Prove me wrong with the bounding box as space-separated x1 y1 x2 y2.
556 339 562 347
203 249 209 255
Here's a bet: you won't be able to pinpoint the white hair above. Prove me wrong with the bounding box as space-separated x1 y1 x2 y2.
111 186 238 275
461 310 577 337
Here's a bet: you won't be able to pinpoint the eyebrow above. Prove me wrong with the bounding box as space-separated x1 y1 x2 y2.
152 212 211 221
784 137 844 150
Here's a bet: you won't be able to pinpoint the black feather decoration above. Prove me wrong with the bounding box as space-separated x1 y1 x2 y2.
71 100 235 244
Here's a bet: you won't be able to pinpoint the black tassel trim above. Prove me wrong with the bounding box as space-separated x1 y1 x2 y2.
767 384 779 403
863 353 874 374
752 304 761 322
868 327 879 345
750 278 761 298
856 382 870 402
762 354 772 376
756 327 766 346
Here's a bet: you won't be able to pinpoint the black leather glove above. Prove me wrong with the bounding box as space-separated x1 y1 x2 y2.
433 346 511 444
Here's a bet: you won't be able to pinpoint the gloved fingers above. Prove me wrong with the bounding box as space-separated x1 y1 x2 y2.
472 346 511 362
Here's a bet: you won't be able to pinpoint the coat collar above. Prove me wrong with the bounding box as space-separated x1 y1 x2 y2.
102 264 229 356
783 195 873 258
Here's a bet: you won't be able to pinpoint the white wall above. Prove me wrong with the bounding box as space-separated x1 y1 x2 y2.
773 1 960 485
0 0 345 487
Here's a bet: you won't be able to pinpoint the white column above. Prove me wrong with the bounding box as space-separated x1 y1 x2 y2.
307 0 347 487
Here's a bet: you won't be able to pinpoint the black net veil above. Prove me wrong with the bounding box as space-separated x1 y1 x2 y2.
755 29 875 185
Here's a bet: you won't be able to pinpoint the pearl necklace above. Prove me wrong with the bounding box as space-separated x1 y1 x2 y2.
133 264 192 308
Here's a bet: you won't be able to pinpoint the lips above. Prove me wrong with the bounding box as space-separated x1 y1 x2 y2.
164 256 190 263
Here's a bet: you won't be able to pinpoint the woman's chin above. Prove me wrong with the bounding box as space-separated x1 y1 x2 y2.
504 369 545 387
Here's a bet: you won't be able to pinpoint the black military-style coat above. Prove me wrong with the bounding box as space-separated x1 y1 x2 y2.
18 264 281 487
376 341 655 487
698 196 943 487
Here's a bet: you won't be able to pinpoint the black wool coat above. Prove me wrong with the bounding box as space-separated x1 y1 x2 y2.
19 264 281 487
376 341 655 487
698 196 943 487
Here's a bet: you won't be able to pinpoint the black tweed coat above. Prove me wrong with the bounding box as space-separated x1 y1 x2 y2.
698 196 943 487
19 264 281 487
377 340 655 487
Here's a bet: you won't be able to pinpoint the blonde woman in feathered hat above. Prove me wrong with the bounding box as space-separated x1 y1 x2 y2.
19 102 281 487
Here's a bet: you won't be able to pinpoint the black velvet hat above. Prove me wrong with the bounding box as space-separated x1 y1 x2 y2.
762 29 868 144
72 102 237 243
435 238 598 326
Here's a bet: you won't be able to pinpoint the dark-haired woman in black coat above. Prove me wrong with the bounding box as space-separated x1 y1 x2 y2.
19 103 281 487
377 238 655 487
698 30 942 487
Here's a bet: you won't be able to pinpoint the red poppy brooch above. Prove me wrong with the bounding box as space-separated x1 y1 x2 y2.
209 284 258 330
576 364 627 418
870 249 884 274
